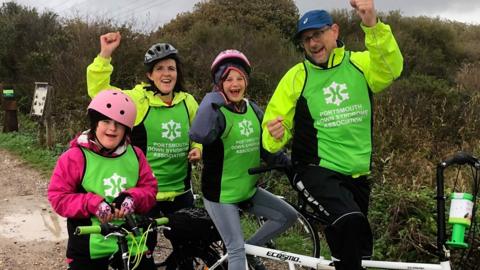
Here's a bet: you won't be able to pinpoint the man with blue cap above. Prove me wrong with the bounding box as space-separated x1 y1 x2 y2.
262 0 403 269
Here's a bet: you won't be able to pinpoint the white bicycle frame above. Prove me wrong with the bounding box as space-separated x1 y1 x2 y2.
224 154 477 270
207 243 452 270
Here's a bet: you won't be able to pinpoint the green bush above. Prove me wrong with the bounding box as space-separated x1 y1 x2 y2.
370 184 438 262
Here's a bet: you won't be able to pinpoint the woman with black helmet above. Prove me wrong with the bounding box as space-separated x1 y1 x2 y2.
86 32 201 256
189 50 298 270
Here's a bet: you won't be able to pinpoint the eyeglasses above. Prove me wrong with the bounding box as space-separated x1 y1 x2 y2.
300 26 332 45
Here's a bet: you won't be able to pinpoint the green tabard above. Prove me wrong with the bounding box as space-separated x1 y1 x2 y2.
219 104 261 203
303 52 372 175
81 146 144 259
144 104 190 192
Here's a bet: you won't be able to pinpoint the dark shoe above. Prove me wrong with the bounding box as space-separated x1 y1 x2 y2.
247 255 267 270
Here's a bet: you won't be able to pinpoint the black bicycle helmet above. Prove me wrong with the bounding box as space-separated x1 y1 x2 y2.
144 43 178 66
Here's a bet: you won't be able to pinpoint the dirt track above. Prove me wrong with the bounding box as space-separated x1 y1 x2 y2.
0 149 66 270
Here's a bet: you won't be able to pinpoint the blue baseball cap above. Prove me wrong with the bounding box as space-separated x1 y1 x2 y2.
296 10 333 39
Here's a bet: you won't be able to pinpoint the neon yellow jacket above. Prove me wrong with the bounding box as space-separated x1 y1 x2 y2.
262 21 403 154
86 55 202 152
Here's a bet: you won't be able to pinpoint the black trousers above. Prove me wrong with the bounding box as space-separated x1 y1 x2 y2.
68 251 155 270
295 165 373 270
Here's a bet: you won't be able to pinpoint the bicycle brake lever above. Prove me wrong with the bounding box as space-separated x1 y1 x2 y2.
125 214 141 237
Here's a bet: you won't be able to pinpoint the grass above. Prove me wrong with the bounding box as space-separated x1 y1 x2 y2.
0 114 63 176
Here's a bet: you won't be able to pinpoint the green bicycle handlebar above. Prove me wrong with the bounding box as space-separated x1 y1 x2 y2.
155 217 169 226
75 225 101 235
74 217 169 236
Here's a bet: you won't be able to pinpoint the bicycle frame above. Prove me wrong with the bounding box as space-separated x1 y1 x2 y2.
244 152 480 270
207 243 451 270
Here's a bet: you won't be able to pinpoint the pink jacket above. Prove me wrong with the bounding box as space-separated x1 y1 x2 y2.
48 131 157 218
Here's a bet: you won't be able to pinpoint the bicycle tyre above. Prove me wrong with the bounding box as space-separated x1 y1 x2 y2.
154 240 228 270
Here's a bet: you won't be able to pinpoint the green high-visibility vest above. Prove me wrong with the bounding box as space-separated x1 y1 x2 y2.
81 146 145 259
144 103 190 192
218 103 261 203
302 52 372 175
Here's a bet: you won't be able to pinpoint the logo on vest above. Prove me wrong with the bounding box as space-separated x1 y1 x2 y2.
103 173 127 198
162 120 181 141
323 81 349 106
239 119 254 137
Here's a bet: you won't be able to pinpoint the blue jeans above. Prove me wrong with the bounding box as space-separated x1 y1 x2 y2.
204 188 298 270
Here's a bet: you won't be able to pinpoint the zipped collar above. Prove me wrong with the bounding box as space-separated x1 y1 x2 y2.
139 82 188 107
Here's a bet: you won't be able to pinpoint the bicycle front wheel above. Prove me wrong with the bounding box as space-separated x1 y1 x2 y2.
241 208 321 270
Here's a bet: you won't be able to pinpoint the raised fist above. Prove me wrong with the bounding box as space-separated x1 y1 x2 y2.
349 0 377 27
99 32 122 58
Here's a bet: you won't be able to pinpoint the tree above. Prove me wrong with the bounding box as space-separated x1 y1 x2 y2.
0 2 64 109
157 0 299 40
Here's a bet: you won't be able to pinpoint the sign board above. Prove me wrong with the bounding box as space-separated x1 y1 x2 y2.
2 89 14 98
31 82 50 117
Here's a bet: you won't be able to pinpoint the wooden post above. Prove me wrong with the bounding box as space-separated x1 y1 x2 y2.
1 85 19 132
37 119 46 146
44 85 55 148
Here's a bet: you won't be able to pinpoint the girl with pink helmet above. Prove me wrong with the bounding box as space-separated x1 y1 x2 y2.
190 50 298 270
48 89 157 270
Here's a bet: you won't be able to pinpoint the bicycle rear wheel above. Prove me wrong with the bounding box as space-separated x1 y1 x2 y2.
241 207 321 270
154 239 227 270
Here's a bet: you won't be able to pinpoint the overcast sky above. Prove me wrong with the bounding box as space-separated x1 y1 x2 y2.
2 0 479 32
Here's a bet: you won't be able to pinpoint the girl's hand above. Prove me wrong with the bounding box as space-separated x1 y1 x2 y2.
112 194 135 219
119 196 135 215
95 201 113 223
188 148 202 162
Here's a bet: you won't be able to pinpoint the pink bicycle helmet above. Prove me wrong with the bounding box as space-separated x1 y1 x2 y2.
210 49 251 79
88 89 137 129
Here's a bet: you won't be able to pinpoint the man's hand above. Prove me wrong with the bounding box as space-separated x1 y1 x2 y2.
350 0 377 27
266 116 285 140
99 32 121 58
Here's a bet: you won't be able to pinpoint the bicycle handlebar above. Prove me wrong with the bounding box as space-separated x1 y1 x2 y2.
74 216 169 236
438 151 479 168
249 151 480 174
436 151 480 259
76 225 103 235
